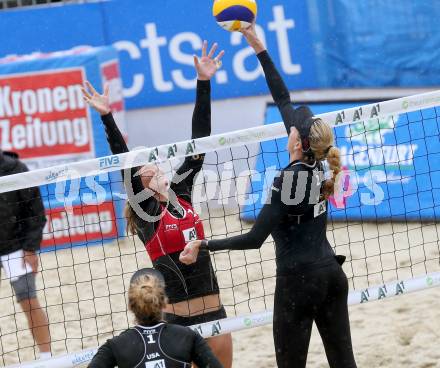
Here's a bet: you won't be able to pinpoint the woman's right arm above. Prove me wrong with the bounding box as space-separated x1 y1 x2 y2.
241 25 295 135
205 174 287 252
87 341 117 368
99 112 143 194
82 82 159 216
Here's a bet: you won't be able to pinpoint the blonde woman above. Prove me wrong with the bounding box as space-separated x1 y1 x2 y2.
180 25 357 368
88 268 222 368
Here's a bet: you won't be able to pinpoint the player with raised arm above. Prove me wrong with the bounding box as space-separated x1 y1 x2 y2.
88 268 223 368
180 26 357 368
82 41 232 367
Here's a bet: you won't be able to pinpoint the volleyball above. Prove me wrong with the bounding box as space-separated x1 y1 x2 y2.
213 0 258 32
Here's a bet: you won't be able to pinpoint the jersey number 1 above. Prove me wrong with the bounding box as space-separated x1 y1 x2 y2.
146 334 156 344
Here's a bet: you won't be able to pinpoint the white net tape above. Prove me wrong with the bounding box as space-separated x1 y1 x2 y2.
7 271 440 368
1 90 440 193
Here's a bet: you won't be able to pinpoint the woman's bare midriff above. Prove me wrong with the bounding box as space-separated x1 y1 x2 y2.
163 293 222 316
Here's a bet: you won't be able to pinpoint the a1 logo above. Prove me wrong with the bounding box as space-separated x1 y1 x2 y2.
182 227 197 242
145 359 165 368
314 200 327 218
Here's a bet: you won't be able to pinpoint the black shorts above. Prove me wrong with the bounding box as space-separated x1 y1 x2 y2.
11 273 37 302
153 249 220 304
164 305 227 327
0 257 37 303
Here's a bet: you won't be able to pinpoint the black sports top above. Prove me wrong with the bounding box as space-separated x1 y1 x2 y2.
207 51 335 274
101 80 211 244
88 322 222 368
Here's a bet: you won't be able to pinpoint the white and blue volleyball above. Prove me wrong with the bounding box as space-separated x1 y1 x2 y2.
213 0 258 32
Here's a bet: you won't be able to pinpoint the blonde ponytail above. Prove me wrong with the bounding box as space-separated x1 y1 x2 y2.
322 146 341 199
309 119 342 199
128 274 168 325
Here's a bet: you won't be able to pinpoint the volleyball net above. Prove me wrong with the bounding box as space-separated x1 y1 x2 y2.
1 91 440 367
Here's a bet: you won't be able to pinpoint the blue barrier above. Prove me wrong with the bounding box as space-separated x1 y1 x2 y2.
308 0 440 88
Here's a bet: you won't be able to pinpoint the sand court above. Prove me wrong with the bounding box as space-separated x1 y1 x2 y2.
1 216 439 367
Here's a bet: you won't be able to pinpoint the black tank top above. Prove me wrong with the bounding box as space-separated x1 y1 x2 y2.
132 324 190 368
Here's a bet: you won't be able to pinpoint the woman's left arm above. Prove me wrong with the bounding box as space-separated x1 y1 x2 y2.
207 184 285 251
172 41 224 202
180 180 288 264
172 79 211 201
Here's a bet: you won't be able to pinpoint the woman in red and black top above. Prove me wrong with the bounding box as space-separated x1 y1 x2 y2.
82 41 232 367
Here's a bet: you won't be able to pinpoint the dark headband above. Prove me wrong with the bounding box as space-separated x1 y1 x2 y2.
130 268 165 286
288 106 316 158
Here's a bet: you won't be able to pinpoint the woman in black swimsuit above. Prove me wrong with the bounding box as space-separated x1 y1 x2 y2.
88 268 223 368
180 26 357 368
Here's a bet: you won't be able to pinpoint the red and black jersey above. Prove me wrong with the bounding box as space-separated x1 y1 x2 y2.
100 81 222 305
101 80 211 248
146 198 205 261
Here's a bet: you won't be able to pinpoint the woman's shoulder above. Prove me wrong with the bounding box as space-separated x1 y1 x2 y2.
284 160 319 173
163 323 202 346
273 161 316 188
97 328 143 355
110 328 141 344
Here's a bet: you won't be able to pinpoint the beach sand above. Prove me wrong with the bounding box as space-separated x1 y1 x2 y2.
0 217 439 367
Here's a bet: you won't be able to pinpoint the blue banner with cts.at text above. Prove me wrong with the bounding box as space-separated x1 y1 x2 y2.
2 0 440 110
0 0 316 110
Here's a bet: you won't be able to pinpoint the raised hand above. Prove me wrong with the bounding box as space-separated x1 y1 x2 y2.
81 81 111 116
194 40 225 81
240 23 266 54
179 240 202 265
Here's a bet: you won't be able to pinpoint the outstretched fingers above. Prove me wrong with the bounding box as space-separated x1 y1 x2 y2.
214 50 225 69
207 42 218 59
201 40 208 57
85 80 98 96
215 49 225 62
81 86 92 101
193 54 200 68
104 83 110 97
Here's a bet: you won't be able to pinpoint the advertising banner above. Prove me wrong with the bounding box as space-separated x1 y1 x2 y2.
0 69 92 167
1 1 439 110
0 46 127 249
308 0 440 88
0 0 316 109
242 102 440 221
42 201 118 249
